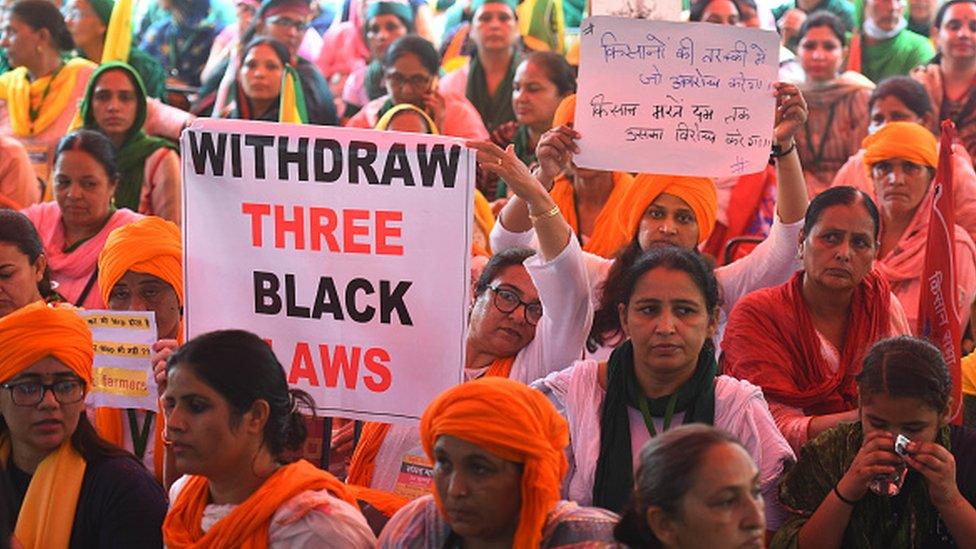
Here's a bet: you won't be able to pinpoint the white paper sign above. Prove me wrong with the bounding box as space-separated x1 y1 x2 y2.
81 310 159 412
590 0 680 21
181 119 472 423
575 17 779 177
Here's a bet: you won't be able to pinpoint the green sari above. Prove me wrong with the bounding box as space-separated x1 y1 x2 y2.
466 50 519 131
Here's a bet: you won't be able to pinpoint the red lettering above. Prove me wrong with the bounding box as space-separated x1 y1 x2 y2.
375 211 403 256
320 345 361 389
274 205 305 250
363 347 392 392
288 342 319 386
309 207 340 252
343 209 370 254
241 203 271 246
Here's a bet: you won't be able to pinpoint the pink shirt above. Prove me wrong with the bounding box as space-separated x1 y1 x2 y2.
345 93 489 140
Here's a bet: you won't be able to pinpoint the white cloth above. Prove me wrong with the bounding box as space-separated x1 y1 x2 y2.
167 475 376 548
531 360 796 530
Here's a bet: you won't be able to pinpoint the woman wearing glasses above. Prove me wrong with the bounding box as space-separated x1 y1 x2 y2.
346 35 488 139
0 302 166 546
344 136 589 514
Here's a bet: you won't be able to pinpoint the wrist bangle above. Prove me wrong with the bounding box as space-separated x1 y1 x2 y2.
529 204 560 223
833 484 858 506
770 140 796 159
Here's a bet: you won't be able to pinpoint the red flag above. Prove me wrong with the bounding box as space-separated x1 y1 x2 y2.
917 120 963 424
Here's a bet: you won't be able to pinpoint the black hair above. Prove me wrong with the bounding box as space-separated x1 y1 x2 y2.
55 130 121 184
858 336 953 413
935 0 976 29
589 246 720 352
802 185 881 241
798 10 848 46
689 0 741 22
0 411 135 466
167 330 316 460
384 34 441 74
614 425 746 547
240 36 292 66
473 247 536 297
868 76 934 119
521 51 577 96
0 210 53 298
10 0 74 51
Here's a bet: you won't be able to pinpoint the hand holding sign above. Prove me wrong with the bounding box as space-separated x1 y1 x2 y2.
536 125 581 189
773 82 808 146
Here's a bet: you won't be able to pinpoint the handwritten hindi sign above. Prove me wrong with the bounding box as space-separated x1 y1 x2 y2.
590 0 680 21
81 310 159 412
575 17 779 177
182 119 472 423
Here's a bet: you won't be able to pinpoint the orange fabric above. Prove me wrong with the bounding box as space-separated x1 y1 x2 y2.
346 356 516 490
92 406 166 482
346 484 410 517
550 171 636 258
862 121 938 174
701 165 776 260
163 459 357 548
420 377 569 548
847 32 862 74
97 217 183 306
552 93 575 127
0 301 92 383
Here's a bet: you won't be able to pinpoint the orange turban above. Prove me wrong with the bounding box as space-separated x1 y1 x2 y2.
0 301 92 383
862 121 938 173
552 93 576 127
97 217 183 306
420 377 569 548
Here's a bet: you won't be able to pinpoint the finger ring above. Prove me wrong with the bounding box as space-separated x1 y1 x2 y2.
497 158 503 166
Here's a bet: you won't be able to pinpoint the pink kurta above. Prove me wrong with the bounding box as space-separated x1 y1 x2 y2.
345 93 489 140
316 21 369 80
437 62 469 99
22 202 142 308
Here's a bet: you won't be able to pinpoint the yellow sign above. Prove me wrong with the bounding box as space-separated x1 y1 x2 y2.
93 367 150 398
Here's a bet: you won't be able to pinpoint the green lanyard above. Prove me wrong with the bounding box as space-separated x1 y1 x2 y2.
637 393 678 438
127 409 155 460
28 62 65 132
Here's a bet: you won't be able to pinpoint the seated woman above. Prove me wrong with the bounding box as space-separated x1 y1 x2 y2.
0 137 39 208
0 210 57 317
831 76 976 245
0 302 167 546
63 0 167 98
0 0 96 196
723 186 912 452
378 377 619 547
532 246 794 529
80 62 181 225
613 425 766 548
480 51 576 200
864 122 976 330
343 137 589 505
795 11 873 196
161 329 376 547
92 216 181 482
347 35 489 139
493 83 809 355
226 37 310 123
773 336 976 547
342 0 413 119
21 130 142 308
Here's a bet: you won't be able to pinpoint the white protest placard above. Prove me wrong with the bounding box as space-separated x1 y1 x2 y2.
575 17 779 177
590 0 680 21
81 310 159 412
181 119 473 423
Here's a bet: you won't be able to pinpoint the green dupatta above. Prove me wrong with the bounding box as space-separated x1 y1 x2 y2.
466 50 519 131
860 30 935 83
80 62 176 211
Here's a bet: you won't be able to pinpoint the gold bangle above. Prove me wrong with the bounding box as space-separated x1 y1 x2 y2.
529 204 560 223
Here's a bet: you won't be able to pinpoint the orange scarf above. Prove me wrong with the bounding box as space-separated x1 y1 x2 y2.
550 171 635 258
0 58 94 136
163 459 357 548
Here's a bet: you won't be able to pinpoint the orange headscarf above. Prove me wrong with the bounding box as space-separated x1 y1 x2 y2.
420 376 569 548
0 301 92 549
163 459 358 548
552 93 575 127
862 122 938 175
97 216 183 307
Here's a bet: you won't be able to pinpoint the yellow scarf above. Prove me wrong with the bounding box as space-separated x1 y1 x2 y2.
1 436 87 548
0 58 95 136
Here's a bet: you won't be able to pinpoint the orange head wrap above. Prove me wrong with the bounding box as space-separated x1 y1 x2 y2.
420 377 569 548
862 121 938 174
552 93 576 127
0 302 92 383
97 217 183 306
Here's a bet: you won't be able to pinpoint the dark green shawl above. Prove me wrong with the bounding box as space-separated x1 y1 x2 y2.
466 49 519 131
80 62 177 211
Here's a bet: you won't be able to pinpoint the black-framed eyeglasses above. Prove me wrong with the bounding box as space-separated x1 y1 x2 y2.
385 72 432 90
488 285 543 325
1 379 86 407
266 15 309 31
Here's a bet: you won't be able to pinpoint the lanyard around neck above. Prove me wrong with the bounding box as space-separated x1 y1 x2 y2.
637 392 678 438
28 61 66 132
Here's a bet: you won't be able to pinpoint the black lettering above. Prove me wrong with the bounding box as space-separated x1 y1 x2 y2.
379 143 415 186
311 277 344 320
380 280 413 325
348 140 379 184
244 135 276 178
284 274 310 318
230 133 242 177
416 144 460 188
314 138 343 182
278 136 309 181
188 131 227 176
253 271 281 314
345 278 376 322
